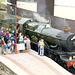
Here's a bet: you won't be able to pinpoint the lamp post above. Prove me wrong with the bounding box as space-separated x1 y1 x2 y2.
14 4 17 54
9 3 17 54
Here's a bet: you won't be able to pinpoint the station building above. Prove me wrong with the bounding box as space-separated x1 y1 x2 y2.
6 0 75 33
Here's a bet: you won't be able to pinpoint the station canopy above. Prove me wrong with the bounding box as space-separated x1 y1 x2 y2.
18 18 31 25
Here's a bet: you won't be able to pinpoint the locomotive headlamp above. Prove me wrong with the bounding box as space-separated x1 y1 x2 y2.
73 56 75 58
73 63 75 68
45 24 50 28
71 36 75 40
69 56 72 60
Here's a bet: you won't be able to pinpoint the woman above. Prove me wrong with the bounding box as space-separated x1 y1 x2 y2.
26 38 31 52
1 37 5 54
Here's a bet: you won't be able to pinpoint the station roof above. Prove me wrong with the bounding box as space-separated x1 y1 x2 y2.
18 18 31 25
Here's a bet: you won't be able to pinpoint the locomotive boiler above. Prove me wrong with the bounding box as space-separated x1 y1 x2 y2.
21 19 75 69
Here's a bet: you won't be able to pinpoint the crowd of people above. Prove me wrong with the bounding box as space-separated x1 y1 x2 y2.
0 27 31 55
0 26 45 56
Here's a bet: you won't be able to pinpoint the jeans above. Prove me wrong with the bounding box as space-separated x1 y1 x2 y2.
40 46 44 56
38 46 40 55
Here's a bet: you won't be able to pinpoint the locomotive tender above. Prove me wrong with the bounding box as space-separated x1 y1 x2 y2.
21 19 75 69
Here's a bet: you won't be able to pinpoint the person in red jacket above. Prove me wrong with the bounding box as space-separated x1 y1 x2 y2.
1 37 5 54
23 36 27 50
11 41 15 53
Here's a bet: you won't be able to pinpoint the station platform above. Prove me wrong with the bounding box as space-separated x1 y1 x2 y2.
0 49 72 75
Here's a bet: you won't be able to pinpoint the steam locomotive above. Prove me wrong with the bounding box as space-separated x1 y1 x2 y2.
20 19 75 69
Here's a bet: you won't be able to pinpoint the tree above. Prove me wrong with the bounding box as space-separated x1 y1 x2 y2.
0 2 2 7
0 0 5 7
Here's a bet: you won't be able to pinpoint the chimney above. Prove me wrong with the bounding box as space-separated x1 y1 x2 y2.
64 26 71 33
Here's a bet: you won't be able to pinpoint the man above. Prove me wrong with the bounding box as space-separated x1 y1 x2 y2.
39 39 44 56
26 38 31 52
38 39 41 55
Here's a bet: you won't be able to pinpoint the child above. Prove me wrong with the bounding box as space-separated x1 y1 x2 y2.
23 36 27 50
11 41 15 53
7 39 11 49
3 43 7 55
1 37 4 54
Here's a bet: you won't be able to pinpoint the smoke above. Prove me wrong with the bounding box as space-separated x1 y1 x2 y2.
63 18 69 27
33 13 49 23
51 17 70 29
